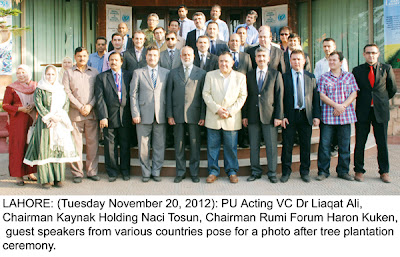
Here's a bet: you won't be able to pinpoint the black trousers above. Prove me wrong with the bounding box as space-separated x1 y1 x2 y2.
103 126 131 177
354 107 389 174
281 110 312 176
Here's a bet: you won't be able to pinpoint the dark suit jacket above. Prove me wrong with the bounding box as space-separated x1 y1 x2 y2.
282 71 320 125
352 62 397 123
108 37 133 52
166 65 207 124
247 45 286 74
194 52 219 72
186 29 198 52
284 51 311 73
121 47 147 72
233 52 253 75
209 39 229 56
242 68 284 124
95 69 132 128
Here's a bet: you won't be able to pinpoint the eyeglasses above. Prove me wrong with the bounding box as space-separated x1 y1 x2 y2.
166 38 176 41
280 33 289 36
365 52 378 55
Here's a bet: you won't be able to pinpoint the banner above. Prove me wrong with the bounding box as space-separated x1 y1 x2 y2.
262 4 288 43
106 4 133 46
0 0 12 75
384 0 400 67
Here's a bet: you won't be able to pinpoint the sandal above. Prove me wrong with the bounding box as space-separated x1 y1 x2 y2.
27 174 37 181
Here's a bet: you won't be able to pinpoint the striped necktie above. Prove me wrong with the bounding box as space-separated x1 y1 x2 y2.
151 69 156 88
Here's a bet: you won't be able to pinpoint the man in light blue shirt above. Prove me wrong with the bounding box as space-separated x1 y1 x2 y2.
234 10 259 46
205 4 229 42
177 5 196 40
88 36 107 73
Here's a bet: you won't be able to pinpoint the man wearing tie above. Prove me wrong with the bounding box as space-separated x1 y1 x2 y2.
186 12 207 52
228 34 253 75
167 46 207 183
95 52 132 182
352 44 397 183
242 47 283 183
130 46 170 182
281 50 320 183
177 5 195 40
194 35 219 72
206 22 229 56
159 31 182 70
122 31 147 72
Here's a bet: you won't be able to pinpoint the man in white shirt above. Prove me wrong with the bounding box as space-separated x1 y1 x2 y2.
314 37 348 80
177 5 195 40
205 4 229 42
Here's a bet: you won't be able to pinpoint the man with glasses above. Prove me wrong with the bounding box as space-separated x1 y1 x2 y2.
186 12 207 52
160 31 181 70
279 26 292 52
152 27 167 52
143 13 159 47
314 38 348 81
352 44 397 183
168 20 185 49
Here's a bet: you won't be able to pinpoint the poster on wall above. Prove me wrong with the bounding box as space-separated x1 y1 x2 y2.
262 4 288 44
384 0 400 68
0 0 12 75
106 4 133 46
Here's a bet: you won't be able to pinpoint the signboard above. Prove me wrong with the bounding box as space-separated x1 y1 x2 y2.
106 4 133 45
262 4 288 43
384 0 400 68
0 0 12 75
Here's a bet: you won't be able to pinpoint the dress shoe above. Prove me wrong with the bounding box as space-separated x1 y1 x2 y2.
152 176 161 182
73 177 82 183
87 175 100 181
229 174 238 183
123 175 131 181
354 172 364 182
42 183 51 189
280 175 290 183
142 177 150 183
108 177 117 182
53 181 63 187
338 173 354 181
380 173 391 183
247 175 261 182
268 176 278 183
191 176 200 183
15 180 25 186
301 174 311 183
316 174 327 181
239 142 249 148
206 174 217 183
174 176 185 183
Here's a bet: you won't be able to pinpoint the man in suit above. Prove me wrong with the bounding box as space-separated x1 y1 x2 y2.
246 25 286 74
203 52 247 184
168 20 185 50
152 27 167 52
353 43 397 183
236 26 251 52
64 47 100 183
283 33 311 73
160 31 181 70
206 22 229 56
95 52 132 182
193 35 219 72
108 22 133 52
186 12 207 52
167 46 207 183
242 47 283 183
122 31 147 72
130 46 170 182
281 50 320 183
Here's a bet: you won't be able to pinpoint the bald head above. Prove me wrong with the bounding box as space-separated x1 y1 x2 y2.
258 26 271 48
228 34 241 52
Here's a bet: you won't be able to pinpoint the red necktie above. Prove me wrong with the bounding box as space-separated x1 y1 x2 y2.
368 65 375 105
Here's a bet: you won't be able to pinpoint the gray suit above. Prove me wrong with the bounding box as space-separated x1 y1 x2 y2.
232 51 253 75
159 48 182 70
130 66 170 178
166 65 207 177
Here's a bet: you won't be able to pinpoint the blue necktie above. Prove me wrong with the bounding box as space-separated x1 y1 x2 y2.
210 40 216 55
115 73 122 102
233 52 239 68
151 69 156 88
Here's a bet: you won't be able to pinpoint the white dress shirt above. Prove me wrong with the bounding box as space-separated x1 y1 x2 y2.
314 56 349 80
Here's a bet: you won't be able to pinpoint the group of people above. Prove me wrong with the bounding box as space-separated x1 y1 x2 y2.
4 5 397 188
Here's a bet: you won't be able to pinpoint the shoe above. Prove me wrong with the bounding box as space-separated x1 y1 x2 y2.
53 181 63 187
152 176 161 182
191 176 200 183
380 173 391 183
354 172 364 182
87 175 100 181
247 175 261 182
239 142 249 148
142 177 150 182
108 177 117 182
338 173 354 181
73 177 82 183
316 174 327 181
229 174 238 183
42 183 51 189
27 174 37 181
123 175 130 181
174 176 185 183
280 175 290 183
15 180 25 186
330 149 338 157
206 174 217 183
268 176 278 183
301 175 311 183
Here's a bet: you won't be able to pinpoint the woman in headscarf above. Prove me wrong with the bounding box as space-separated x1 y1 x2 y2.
58 56 73 83
23 65 79 189
3 65 38 186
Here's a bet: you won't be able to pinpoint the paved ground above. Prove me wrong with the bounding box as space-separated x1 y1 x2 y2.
0 138 399 195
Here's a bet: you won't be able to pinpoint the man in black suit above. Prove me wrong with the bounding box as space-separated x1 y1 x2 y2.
283 33 311 73
108 22 133 52
193 35 219 72
281 50 320 183
186 12 207 52
206 22 229 56
121 31 147 72
353 43 397 183
242 47 283 183
95 52 132 182
246 25 286 74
